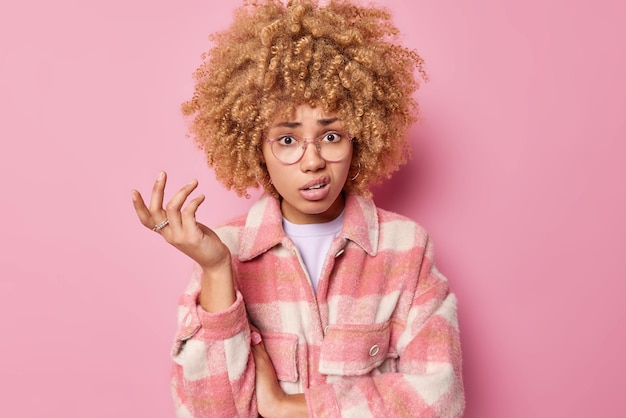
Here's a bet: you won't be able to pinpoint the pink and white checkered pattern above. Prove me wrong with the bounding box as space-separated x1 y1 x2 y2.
171 194 464 417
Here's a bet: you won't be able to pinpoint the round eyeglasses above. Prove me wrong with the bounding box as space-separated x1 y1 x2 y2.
265 131 354 165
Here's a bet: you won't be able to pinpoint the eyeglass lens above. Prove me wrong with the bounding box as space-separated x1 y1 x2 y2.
271 132 351 164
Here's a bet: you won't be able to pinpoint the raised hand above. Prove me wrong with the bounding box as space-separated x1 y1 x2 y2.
131 171 235 312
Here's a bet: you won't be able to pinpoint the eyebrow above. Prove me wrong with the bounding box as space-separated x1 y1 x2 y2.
272 117 340 129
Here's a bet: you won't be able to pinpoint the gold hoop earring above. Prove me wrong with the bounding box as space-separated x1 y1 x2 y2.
350 162 361 181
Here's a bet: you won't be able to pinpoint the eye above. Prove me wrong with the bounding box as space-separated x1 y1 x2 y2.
322 132 342 143
277 135 298 146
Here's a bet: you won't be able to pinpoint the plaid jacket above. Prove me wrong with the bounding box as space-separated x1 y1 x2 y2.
171 193 464 417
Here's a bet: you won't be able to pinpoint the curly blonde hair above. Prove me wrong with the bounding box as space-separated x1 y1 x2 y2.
182 0 426 197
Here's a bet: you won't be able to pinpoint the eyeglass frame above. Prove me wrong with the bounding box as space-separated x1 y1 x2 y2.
264 130 356 165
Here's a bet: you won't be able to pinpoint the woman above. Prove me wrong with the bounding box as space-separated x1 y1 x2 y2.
132 1 464 416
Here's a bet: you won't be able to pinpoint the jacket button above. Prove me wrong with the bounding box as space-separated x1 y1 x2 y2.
369 344 380 357
323 325 329 335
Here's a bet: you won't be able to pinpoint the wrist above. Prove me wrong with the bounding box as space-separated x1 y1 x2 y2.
200 254 232 281
199 255 236 313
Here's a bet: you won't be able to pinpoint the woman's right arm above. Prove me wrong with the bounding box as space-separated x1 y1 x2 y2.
171 268 257 417
131 172 257 417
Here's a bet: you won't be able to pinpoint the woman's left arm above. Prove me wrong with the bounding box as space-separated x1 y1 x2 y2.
251 338 308 418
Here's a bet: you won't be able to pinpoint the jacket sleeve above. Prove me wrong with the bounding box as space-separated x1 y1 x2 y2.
304 241 465 417
170 265 258 418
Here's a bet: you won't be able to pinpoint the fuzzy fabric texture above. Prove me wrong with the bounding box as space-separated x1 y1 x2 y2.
171 194 465 417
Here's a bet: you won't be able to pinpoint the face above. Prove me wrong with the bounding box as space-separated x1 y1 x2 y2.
262 103 353 224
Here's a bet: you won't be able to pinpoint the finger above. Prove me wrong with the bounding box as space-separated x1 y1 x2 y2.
131 190 155 228
148 171 167 215
180 194 205 227
165 179 199 229
251 341 274 377
251 343 269 368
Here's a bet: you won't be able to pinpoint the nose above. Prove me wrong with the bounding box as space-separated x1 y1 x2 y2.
299 141 326 172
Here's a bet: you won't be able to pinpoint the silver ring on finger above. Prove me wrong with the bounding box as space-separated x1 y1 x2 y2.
152 219 169 232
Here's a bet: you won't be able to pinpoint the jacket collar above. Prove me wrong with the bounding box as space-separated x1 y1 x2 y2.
238 193 379 261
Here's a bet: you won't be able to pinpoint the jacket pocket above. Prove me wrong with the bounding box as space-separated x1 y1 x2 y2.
261 332 299 383
319 320 392 376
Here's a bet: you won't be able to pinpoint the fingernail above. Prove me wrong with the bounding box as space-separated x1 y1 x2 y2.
251 331 262 345
158 171 164 180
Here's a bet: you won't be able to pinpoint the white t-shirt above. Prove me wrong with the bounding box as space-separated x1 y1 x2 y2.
282 212 344 294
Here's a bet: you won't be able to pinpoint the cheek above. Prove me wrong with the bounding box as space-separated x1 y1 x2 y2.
340 151 354 177
262 146 286 185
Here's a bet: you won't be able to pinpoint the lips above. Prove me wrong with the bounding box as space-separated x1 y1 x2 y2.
299 176 331 201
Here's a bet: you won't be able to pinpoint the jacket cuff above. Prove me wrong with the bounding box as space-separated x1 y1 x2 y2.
175 291 247 346
196 290 247 339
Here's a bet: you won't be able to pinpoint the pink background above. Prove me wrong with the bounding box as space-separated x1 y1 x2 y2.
1 0 624 416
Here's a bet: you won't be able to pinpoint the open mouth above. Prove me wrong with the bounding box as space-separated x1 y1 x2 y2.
305 183 327 190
